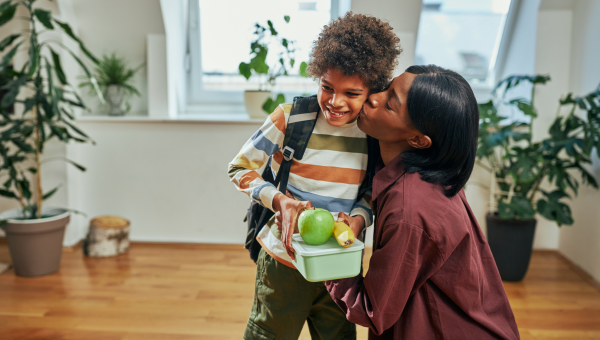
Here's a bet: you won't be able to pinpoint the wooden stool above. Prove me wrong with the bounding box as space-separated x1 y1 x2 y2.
83 216 130 257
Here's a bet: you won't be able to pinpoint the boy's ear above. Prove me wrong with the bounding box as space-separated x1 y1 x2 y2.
407 133 432 150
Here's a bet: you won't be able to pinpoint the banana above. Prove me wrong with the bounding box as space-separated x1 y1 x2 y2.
333 221 355 247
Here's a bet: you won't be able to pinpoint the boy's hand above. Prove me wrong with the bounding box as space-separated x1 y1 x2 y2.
273 193 313 261
336 212 366 239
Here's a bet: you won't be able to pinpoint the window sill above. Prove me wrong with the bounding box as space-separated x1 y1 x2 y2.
76 112 266 124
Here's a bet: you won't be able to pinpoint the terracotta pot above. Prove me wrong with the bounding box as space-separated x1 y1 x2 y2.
486 213 537 282
244 90 272 118
0 207 70 277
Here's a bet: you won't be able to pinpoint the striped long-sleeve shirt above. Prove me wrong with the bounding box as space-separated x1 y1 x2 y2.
228 103 373 268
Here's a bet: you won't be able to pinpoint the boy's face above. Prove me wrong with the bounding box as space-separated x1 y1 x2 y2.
358 72 420 143
317 68 369 127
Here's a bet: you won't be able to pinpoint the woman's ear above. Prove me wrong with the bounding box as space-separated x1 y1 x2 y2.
407 133 432 150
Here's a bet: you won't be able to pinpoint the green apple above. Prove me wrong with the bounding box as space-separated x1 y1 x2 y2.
298 208 335 245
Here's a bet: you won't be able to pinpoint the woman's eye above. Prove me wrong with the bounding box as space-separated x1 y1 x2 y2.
385 101 392 110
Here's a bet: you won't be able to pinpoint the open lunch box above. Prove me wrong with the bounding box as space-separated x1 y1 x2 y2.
291 234 365 282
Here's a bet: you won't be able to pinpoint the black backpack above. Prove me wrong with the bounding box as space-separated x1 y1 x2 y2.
244 95 379 262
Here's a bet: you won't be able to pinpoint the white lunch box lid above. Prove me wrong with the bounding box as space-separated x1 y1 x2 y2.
292 234 364 256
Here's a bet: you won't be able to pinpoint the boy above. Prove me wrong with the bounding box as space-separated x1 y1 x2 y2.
228 13 401 340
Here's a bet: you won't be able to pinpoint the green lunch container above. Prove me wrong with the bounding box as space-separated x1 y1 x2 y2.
291 234 365 282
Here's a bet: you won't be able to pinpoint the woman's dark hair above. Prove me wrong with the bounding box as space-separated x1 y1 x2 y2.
307 12 402 93
403 65 479 198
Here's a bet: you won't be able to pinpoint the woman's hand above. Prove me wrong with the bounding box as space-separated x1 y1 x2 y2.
336 212 366 240
273 192 313 260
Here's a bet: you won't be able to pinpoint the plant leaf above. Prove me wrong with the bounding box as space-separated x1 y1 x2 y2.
0 188 17 199
0 33 18 52
299 61 308 78
53 19 99 64
262 93 285 114
65 159 86 172
267 20 277 36
284 15 290 23
0 41 22 69
33 8 54 29
238 62 251 80
42 186 60 201
49 48 67 85
537 190 574 226
0 2 17 27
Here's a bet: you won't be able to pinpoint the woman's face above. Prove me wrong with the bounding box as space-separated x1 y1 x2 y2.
318 68 369 127
358 72 419 143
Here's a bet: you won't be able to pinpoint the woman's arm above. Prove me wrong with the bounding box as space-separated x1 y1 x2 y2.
324 221 444 335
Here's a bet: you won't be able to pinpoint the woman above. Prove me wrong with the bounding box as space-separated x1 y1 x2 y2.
326 65 520 340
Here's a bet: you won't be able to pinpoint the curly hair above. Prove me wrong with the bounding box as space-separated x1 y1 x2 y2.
307 12 402 93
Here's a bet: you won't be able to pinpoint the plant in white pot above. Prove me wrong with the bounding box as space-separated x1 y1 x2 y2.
238 15 308 118
79 53 142 116
476 75 600 281
0 0 101 277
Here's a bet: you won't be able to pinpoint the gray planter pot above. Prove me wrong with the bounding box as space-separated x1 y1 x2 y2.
486 213 537 282
0 207 70 277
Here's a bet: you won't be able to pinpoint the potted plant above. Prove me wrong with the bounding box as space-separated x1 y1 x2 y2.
80 53 142 116
238 15 308 118
476 75 600 281
0 0 101 277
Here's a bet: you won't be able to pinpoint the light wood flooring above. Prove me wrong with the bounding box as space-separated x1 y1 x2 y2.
0 241 599 340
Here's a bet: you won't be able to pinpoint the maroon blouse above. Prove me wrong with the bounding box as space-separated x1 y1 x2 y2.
324 155 520 340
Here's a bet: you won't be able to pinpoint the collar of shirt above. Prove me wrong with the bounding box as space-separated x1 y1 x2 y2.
372 153 407 201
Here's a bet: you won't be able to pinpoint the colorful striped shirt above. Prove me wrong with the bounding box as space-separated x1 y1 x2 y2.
228 103 373 268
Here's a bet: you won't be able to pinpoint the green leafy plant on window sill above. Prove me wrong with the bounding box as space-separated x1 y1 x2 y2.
476 75 600 226
79 53 143 115
0 0 102 221
238 15 309 114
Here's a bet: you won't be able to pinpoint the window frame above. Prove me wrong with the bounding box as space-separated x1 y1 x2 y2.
185 0 350 111
414 0 521 98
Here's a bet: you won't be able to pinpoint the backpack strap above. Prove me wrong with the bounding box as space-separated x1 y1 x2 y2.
273 95 319 194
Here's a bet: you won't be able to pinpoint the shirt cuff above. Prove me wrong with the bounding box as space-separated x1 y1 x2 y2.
260 185 280 212
351 206 372 228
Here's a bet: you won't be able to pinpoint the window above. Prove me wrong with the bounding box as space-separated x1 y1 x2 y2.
188 0 346 107
414 0 512 86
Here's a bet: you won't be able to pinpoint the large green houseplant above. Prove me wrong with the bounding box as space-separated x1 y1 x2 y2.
238 15 308 117
477 75 600 281
0 0 101 276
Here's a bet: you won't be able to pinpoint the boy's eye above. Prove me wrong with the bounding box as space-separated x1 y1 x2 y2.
347 92 359 97
386 101 393 111
322 85 333 91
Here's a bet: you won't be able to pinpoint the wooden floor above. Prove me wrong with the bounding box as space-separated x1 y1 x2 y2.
0 242 599 340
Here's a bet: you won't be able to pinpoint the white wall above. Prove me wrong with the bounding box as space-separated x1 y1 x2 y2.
351 0 422 76
528 5 573 249
70 0 165 115
66 120 261 244
159 0 189 117
558 0 600 283
464 0 544 243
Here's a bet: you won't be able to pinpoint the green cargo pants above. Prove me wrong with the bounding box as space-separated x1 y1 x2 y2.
244 248 356 340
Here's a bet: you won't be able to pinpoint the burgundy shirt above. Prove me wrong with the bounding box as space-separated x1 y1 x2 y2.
325 155 520 340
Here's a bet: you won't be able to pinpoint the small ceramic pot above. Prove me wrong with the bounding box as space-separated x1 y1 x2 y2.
244 90 272 118
105 84 126 116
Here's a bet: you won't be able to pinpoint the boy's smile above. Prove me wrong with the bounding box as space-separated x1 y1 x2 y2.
317 68 369 127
